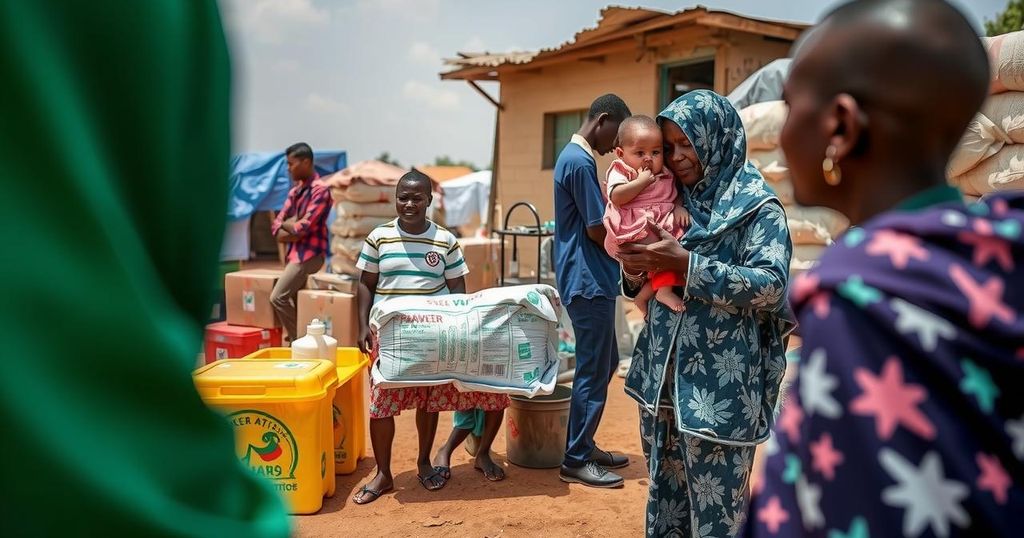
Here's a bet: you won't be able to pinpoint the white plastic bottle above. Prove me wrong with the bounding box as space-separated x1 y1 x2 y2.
291 318 338 364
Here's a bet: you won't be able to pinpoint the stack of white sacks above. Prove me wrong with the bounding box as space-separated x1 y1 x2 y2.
733 31 1023 274
739 101 851 275
322 160 405 276
949 30 1024 200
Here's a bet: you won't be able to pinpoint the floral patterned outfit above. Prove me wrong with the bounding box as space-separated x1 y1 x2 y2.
624 90 794 537
369 383 510 419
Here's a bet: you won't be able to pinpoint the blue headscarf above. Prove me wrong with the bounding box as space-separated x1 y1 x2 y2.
657 90 779 246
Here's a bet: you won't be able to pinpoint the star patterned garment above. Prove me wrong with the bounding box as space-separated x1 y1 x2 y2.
745 193 1024 538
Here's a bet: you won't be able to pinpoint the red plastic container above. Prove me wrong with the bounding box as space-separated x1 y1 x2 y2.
203 322 282 364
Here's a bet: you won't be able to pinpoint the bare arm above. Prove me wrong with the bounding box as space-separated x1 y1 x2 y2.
357 270 379 354
609 169 654 207
272 191 298 242
285 186 331 238
276 219 298 242
446 276 467 294
585 224 607 246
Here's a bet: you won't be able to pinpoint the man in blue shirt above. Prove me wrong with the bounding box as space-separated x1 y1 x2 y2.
554 94 632 488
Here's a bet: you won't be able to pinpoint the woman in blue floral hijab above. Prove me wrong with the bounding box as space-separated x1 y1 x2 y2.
618 90 794 537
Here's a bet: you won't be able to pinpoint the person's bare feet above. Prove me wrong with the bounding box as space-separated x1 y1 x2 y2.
635 282 655 318
353 471 394 504
655 287 684 313
474 452 506 482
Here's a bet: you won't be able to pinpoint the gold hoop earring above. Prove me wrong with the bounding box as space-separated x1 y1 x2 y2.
822 145 842 186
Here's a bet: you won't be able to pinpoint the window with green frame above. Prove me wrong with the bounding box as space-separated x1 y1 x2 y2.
542 109 587 169
658 58 715 109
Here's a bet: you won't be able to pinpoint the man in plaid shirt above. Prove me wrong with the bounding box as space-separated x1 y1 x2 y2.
270 142 332 341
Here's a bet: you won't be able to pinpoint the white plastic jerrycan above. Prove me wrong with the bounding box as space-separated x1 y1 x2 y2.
291 318 338 364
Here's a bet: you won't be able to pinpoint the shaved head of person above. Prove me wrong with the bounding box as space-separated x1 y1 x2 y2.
780 0 989 224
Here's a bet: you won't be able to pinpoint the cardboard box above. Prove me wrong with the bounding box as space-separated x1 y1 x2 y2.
460 237 500 293
297 289 359 346
225 269 283 328
306 271 357 294
203 322 282 364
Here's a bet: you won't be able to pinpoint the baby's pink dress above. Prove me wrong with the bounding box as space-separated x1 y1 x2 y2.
602 159 682 259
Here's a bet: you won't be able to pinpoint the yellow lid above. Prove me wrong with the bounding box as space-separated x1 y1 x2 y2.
242 347 370 386
193 359 339 404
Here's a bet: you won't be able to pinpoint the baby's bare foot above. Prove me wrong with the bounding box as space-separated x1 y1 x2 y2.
655 287 684 313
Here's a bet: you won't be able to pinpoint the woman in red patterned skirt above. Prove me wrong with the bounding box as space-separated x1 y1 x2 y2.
352 170 509 505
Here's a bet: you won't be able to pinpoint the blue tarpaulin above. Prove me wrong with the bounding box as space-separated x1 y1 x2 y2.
228 150 346 220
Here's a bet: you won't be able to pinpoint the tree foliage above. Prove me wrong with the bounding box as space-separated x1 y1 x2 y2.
375 151 401 167
985 0 1024 37
433 155 478 171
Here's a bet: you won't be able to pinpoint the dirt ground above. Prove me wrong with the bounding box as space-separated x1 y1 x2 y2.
236 260 651 536
294 377 650 538
245 260 796 537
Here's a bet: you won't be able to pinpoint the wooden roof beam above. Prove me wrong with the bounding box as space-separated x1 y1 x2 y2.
440 67 498 81
498 39 637 74
569 9 707 51
440 10 803 81
467 80 502 110
695 13 803 41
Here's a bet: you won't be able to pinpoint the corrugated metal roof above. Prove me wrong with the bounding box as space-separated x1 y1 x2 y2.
441 5 809 81
442 6 662 72
561 6 668 49
444 51 538 69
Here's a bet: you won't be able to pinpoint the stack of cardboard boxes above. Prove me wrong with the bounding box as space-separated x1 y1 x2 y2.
223 269 283 329
203 269 283 364
203 269 361 364
204 236 494 364
296 272 358 345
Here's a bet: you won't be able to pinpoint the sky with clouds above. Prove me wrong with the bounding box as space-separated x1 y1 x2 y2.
219 0 1008 169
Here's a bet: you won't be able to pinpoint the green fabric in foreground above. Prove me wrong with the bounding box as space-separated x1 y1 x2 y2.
0 2 289 536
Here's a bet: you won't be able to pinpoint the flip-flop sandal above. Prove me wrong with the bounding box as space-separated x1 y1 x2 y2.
353 484 392 505
417 469 447 491
474 462 506 482
434 465 451 480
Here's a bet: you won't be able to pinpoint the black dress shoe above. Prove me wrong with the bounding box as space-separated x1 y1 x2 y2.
559 461 624 488
592 447 629 469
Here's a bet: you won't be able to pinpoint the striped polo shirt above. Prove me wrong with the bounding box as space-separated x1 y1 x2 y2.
355 219 469 303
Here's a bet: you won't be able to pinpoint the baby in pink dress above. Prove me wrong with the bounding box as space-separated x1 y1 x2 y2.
602 115 689 315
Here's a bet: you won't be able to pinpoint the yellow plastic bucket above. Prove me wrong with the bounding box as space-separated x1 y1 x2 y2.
194 359 338 514
243 347 369 475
